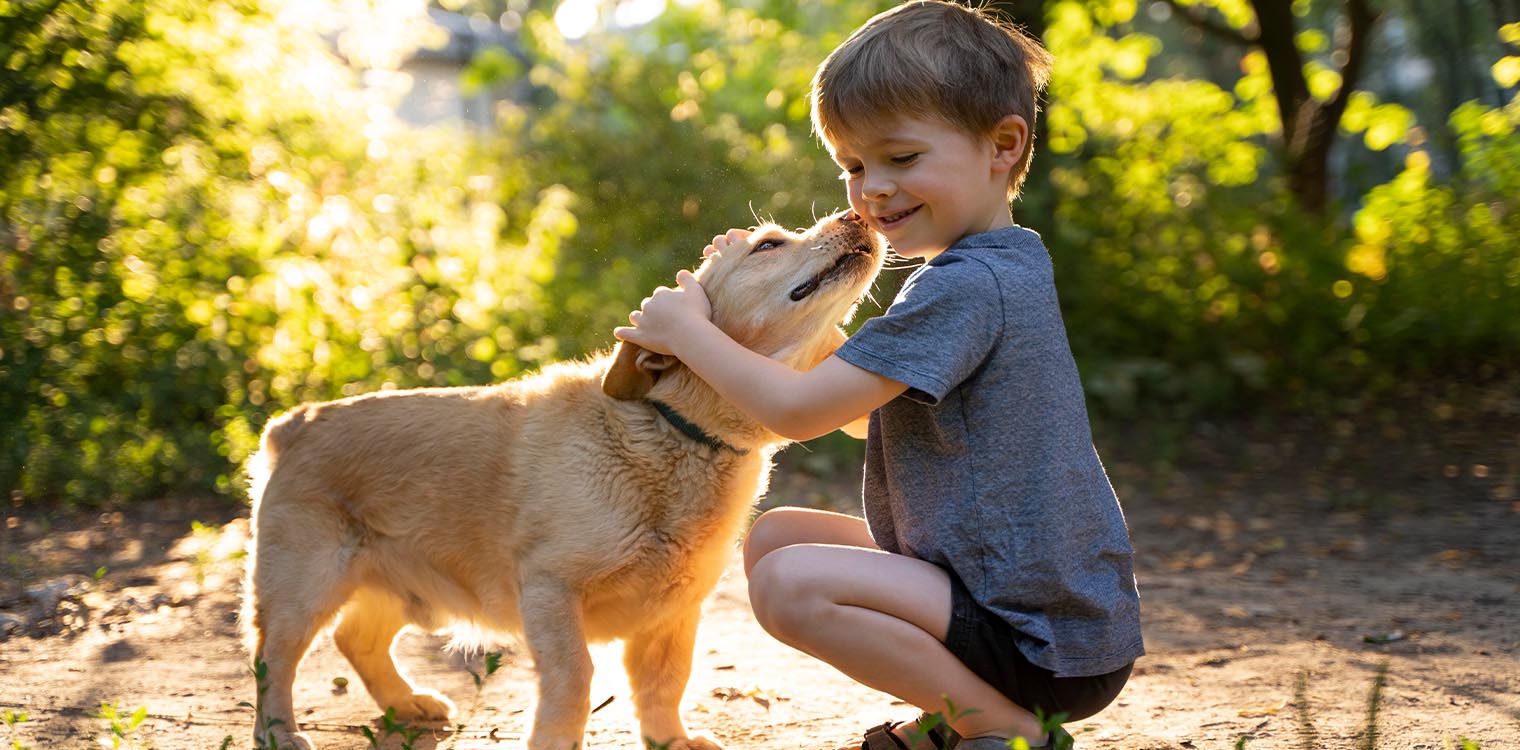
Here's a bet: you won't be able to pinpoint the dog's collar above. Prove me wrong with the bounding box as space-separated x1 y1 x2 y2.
647 400 748 455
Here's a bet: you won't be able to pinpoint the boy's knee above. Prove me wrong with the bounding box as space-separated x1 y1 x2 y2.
741 508 790 575
747 548 830 645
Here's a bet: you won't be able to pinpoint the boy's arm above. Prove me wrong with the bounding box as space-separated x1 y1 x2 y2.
614 271 905 441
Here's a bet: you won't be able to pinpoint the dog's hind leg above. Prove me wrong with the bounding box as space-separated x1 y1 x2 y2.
246 498 358 750
624 607 720 750
520 580 593 750
332 587 455 722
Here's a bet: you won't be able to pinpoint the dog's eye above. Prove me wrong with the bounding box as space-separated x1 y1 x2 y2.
751 238 784 253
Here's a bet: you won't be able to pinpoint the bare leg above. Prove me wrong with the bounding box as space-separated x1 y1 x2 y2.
747 538 1046 745
742 507 878 575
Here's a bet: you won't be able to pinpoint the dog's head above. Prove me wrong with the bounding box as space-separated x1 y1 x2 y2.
604 210 885 400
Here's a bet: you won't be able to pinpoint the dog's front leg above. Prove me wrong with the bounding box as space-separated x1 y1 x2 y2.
520 580 594 750
623 607 720 750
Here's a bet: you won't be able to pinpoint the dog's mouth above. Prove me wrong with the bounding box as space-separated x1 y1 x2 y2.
789 244 875 302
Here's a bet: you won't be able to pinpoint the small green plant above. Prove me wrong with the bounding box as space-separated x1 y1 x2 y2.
469 651 504 691
362 708 424 750
1294 671 1318 750
447 650 506 748
3 710 32 750
1359 661 1389 750
906 700 1069 750
242 657 286 750
188 520 246 585
1012 709 1072 750
1293 663 1398 750
93 702 149 749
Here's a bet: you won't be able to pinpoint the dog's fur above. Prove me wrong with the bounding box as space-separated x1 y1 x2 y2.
242 211 884 750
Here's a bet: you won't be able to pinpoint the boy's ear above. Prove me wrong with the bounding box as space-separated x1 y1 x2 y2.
989 114 1030 171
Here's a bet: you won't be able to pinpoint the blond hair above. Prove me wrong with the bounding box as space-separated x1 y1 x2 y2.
810 1 1053 197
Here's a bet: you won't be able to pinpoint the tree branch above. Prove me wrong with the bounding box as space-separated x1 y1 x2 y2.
1323 0 1379 118
1159 0 1257 45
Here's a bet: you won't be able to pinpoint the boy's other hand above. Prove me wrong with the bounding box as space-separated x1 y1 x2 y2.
613 270 712 356
702 228 752 258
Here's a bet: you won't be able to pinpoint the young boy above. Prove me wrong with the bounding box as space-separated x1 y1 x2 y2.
613 2 1142 748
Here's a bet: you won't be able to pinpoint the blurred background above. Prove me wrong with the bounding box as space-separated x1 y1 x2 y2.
1 0 1517 510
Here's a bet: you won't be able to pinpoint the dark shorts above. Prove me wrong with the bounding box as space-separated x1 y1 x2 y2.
944 573 1132 722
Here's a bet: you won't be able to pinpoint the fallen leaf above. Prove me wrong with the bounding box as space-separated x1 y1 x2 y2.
1363 630 1406 644
1238 700 1287 717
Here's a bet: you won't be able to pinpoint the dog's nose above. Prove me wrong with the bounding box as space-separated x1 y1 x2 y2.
841 210 862 223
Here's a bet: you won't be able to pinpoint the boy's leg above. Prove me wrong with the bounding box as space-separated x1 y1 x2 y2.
742 507 878 575
747 543 1047 746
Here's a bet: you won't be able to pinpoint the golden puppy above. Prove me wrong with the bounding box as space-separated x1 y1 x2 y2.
242 210 884 750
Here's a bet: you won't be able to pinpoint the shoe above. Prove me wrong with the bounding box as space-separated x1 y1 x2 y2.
953 726 1073 750
851 715 957 750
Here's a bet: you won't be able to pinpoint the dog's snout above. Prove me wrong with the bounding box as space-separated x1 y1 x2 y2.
841 210 863 223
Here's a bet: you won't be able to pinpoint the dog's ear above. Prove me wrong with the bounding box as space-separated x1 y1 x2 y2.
822 327 848 358
602 341 677 400
790 327 848 372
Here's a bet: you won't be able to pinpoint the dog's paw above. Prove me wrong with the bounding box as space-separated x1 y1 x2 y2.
663 736 723 750
386 689 456 722
257 727 315 750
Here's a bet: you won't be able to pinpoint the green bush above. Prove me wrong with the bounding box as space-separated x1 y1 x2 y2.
3 0 1516 507
1039 3 1520 417
0 0 577 505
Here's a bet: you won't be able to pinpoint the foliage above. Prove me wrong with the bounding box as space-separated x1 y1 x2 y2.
2 0 1517 506
507 0 885 356
1039 1 1520 416
2 710 30 750
92 702 149 749
1 0 576 505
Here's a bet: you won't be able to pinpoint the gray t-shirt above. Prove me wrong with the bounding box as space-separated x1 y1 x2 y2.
835 226 1143 678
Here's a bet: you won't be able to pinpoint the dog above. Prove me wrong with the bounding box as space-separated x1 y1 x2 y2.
241 210 884 750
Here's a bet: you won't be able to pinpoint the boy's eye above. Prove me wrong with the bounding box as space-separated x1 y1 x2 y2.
838 165 863 180
891 153 919 165
752 238 784 252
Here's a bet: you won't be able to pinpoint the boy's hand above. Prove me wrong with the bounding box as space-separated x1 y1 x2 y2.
703 228 752 258
613 270 711 356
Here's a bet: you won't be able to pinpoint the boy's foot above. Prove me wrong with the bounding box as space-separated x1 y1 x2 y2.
953 726 1074 750
842 718 1072 750
842 715 955 750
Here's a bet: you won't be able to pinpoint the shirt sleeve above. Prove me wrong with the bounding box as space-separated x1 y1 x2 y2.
835 254 1003 405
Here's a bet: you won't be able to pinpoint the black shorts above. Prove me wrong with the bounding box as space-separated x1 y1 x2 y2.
944 572 1132 722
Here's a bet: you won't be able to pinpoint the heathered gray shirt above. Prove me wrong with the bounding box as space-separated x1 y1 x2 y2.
835 226 1143 678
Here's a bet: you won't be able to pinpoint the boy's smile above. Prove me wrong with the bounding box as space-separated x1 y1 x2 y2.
828 115 1025 259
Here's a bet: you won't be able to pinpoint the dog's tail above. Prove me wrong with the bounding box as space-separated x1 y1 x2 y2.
245 405 313 504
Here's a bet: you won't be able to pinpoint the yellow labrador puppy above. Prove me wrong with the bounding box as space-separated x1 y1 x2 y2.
242 210 884 750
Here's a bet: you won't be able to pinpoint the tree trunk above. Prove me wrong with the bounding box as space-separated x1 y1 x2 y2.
1489 0 1520 26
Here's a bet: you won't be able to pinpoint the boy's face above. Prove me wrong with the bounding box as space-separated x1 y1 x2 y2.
827 115 1020 259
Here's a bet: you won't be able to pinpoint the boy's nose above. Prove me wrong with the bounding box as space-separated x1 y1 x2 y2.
861 175 894 200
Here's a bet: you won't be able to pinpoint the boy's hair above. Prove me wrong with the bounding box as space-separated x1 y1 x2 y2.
810 0 1053 198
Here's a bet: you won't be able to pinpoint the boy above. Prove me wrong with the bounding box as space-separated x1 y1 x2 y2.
613 2 1142 748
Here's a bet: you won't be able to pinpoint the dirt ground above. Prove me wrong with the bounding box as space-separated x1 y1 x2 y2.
2 411 1518 750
